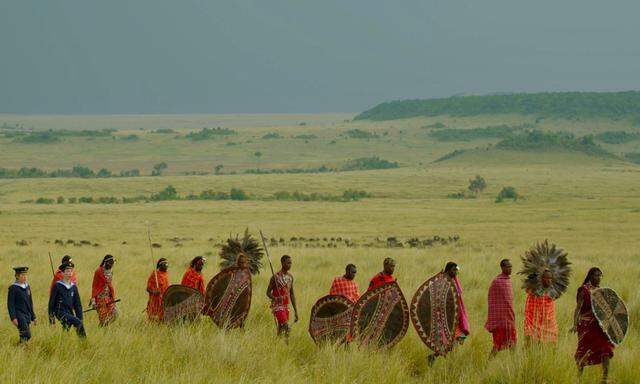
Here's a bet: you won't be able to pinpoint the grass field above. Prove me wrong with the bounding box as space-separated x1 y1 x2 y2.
0 113 638 383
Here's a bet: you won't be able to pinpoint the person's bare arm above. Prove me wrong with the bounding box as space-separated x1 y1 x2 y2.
571 290 584 332
266 276 275 301
290 278 299 322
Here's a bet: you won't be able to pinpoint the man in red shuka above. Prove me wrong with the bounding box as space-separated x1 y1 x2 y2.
267 255 298 339
91 254 117 326
368 257 395 291
485 259 517 356
146 258 170 322
181 256 206 295
329 264 360 303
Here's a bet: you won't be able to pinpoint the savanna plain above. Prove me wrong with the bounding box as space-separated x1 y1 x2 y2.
0 112 638 383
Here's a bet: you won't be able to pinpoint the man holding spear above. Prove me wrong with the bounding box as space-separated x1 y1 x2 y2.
260 231 298 339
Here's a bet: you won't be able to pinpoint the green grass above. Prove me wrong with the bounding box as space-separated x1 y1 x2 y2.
0 113 639 383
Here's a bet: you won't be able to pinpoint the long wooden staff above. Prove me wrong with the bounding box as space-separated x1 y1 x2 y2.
259 230 279 328
146 222 159 291
47 252 55 277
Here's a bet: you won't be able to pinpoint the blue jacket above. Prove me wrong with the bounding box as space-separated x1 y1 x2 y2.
7 283 36 323
48 281 83 320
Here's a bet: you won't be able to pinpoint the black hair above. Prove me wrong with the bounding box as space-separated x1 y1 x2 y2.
582 267 602 285
444 261 458 273
61 255 72 264
190 256 204 268
346 263 356 272
281 254 291 263
100 254 114 267
157 258 168 269
59 262 74 271
500 259 510 267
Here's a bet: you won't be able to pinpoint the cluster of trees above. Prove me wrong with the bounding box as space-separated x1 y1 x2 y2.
0 166 141 179
594 131 640 144
496 131 612 157
625 152 640 164
25 185 372 205
3 129 115 143
355 91 640 121
244 156 399 175
341 156 399 171
183 127 237 141
343 129 378 139
262 133 282 139
429 124 532 142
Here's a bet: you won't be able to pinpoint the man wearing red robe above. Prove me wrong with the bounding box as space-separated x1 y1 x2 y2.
181 256 206 295
267 255 298 338
91 254 117 326
146 258 170 322
329 264 360 303
367 258 395 291
485 259 517 355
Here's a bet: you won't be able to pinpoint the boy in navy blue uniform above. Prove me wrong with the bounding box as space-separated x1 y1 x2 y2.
7 266 37 343
48 262 86 337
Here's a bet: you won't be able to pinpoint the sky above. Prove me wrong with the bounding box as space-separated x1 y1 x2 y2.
1 0 639 114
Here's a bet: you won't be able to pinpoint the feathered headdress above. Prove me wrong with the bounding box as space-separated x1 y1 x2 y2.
518 240 571 299
219 228 263 275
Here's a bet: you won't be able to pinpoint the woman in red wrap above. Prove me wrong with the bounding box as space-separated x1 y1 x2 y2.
572 267 614 384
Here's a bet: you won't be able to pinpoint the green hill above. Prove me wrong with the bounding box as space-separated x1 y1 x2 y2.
355 91 640 121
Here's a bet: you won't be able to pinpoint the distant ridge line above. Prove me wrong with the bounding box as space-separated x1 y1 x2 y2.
355 90 640 121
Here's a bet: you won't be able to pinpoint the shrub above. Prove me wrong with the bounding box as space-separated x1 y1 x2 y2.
340 156 399 171
434 149 467 162
344 129 378 139
468 175 487 194
230 188 249 201
424 122 446 129
78 196 94 203
150 185 178 201
57 196 65 204
184 127 237 140
624 152 640 164
496 130 612 157
120 134 139 141
429 125 523 142
594 131 640 144
35 197 55 204
495 186 519 203
293 134 317 140
262 133 282 139
152 162 168 176
119 169 140 177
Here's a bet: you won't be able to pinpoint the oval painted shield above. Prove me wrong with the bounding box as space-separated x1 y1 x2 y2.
203 267 252 329
163 285 205 324
350 281 409 349
309 295 354 345
410 273 459 355
591 287 628 345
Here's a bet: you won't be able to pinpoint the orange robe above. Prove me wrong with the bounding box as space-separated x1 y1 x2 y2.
92 267 117 326
524 290 557 342
181 267 205 295
146 270 169 321
50 269 78 293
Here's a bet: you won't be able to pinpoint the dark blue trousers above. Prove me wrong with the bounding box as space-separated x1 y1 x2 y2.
57 312 86 337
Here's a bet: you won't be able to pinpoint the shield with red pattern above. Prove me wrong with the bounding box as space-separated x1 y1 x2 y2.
203 267 252 329
309 295 354 345
350 282 409 349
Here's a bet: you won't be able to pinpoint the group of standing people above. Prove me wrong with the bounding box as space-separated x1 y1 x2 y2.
7 252 618 382
484 260 614 383
7 254 118 342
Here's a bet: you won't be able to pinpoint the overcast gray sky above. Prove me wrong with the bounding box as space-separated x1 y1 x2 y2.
1 0 639 114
